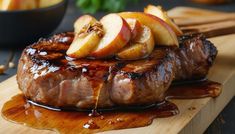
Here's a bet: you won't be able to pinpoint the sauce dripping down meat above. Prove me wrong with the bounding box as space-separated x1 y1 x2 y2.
5 33 220 133
1 80 221 134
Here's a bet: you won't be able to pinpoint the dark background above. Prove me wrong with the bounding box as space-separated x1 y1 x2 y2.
0 0 234 133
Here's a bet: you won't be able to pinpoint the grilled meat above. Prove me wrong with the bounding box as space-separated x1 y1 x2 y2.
174 34 217 81
17 33 217 109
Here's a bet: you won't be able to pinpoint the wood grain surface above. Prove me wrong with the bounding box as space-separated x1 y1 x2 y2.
0 7 235 134
168 7 235 37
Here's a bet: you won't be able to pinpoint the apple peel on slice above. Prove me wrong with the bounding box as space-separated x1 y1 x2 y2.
144 5 183 36
119 12 179 47
117 25 155 60
67 32 101 58
125 18 142 40
74 15 99 33
90 14 131 58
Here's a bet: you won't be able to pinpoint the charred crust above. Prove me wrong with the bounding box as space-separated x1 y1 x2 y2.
127 72 143 79
22 32 217 82
203 39 218 66
17 32 218 109
179 33 218 66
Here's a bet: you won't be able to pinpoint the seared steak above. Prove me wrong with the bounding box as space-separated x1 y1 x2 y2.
174 34 217 81
17 33 217 109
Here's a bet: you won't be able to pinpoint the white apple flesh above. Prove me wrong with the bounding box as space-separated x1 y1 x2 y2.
74 15 98 33
119 12 179 47
67 15 102 58
144 5 183 36
125 18 142 40
90 14 131 58
117 25 155 60
67 32 101 58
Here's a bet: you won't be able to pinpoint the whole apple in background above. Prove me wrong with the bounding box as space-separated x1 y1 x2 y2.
90 14 131 58
67 15 103 58
117 25 155 60
144 5 183 36
125 18 142 40
119 12 179 47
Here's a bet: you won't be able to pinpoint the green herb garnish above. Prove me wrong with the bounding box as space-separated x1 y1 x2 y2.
76 0 139 14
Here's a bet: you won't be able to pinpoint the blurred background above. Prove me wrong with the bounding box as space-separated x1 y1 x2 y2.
0 0 235 133
56 0 235 32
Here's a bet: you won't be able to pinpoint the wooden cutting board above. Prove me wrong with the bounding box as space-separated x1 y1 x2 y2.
0 7 235 134
168 7 235 37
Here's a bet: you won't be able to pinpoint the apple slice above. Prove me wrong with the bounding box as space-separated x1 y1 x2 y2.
90 14 131 58
67 32 100 58
125 18 142 40
119 12 179 47
144 5 183 36
117 25 155 60
67 15 103 58
74 15 99 33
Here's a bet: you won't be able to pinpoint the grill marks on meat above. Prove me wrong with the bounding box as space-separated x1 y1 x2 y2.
17 33 217 109
111 49 175 105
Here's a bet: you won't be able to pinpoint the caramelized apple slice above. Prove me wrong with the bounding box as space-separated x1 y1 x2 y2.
144 5 183 36
117 25 155 60
90 14 131 58
67 32 101 58
74 15 99 33
67 15 103 58
119 12 178 47
125 18 142 40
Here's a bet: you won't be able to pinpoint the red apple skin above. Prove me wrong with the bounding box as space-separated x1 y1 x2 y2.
119 12 179 47
90 14 131 58
125 18 142 40
116 25 155 60
144 5 183 36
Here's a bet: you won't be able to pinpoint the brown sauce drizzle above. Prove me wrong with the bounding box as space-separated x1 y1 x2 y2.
1 80 221 134
166 80 222 99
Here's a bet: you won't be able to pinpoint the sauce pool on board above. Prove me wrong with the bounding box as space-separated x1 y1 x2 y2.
1 80 221 134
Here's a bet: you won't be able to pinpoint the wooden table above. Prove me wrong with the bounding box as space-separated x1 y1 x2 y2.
0 0 235 133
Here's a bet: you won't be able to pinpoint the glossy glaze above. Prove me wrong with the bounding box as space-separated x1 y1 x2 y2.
2 94 178 134
2 80 221 134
